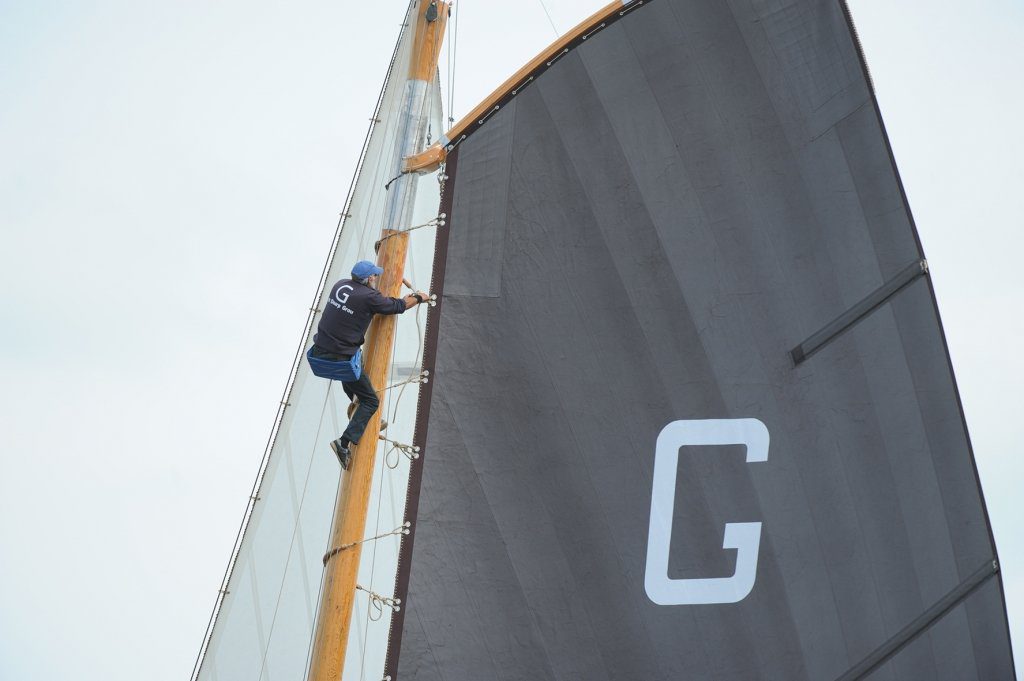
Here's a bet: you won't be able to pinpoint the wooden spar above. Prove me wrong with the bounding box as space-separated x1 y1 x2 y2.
403 0 629 174
307 231 408 681
306 3 448 680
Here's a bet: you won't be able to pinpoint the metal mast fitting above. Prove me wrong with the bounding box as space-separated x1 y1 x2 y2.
306 3 450 680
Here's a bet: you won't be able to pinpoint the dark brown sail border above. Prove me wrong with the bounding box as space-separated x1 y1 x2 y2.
383 149 459 680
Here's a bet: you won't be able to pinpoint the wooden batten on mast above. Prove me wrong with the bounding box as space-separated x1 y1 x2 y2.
306 3 449 681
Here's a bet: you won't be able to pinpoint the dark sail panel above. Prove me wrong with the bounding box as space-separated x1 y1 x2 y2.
388 1 1015 679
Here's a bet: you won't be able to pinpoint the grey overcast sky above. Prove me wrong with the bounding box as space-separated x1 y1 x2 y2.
1 1 1020 679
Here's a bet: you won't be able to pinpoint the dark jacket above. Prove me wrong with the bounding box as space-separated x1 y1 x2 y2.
313 279 406 356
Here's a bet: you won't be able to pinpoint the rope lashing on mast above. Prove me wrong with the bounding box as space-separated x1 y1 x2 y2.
322 522 412 566
356 585 402 621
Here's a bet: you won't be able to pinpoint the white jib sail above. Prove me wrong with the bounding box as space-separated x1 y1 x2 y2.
192 4 445 679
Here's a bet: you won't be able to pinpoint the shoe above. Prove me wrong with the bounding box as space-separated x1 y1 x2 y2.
330 439 353 470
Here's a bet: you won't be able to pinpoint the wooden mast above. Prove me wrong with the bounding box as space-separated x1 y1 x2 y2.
307 3 448 680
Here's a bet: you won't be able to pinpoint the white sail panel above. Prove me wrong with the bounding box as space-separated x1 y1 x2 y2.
193 3 445 679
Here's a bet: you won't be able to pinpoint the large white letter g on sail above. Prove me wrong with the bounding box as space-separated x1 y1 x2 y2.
644 418 769 606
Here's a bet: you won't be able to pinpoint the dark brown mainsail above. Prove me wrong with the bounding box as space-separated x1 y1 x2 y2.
386 0 1016 679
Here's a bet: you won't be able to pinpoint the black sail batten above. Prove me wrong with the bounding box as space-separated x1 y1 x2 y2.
791 258 928 365
835 558 1000 681
837 0 1015 667
386 0 1016 678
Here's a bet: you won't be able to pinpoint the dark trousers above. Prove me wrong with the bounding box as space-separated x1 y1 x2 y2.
310 344 380 446
340 372 379 445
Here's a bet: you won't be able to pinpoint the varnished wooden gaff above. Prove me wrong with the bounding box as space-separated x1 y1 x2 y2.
404 0 626 173
307 231 409 681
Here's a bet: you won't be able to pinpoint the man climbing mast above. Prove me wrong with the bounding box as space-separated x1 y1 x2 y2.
310 259 429 469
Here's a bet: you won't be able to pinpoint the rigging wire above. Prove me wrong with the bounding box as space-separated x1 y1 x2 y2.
446 1 460 125
198 1 446 678
302 464 342 677
538 0 560 37
188 7 413 681
256 384 338 680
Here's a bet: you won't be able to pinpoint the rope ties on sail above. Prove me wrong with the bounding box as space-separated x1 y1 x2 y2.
374 214 447 250
379 434 420 460
322 522 412 566
356 585 402 621
378 370 430 394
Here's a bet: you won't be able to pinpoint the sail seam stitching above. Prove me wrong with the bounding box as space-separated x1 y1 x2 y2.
834 558 999 681
791 258 927 365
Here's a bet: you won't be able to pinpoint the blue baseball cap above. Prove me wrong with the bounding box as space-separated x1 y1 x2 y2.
351 260 384 280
